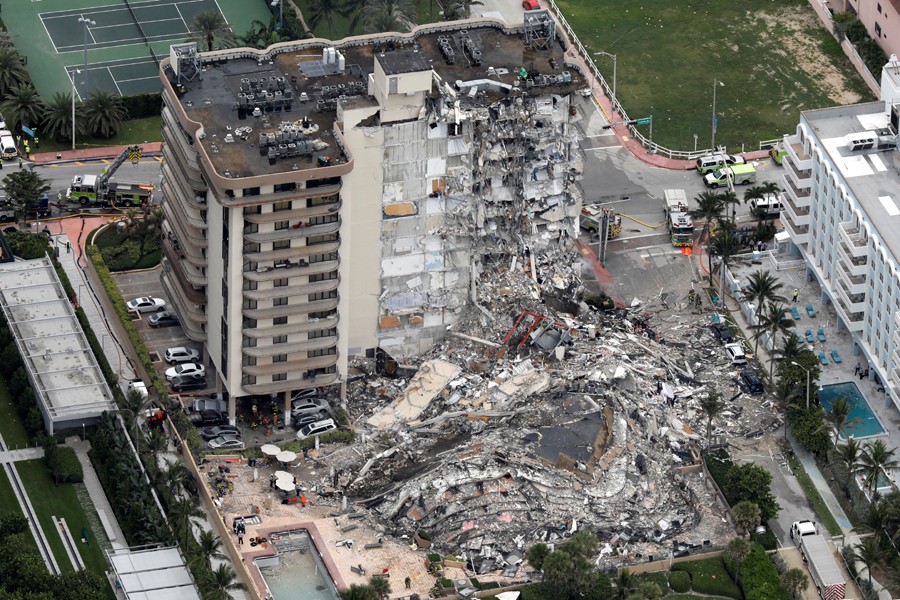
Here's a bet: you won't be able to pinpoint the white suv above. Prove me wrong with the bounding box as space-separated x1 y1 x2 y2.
291 397 329 418
296 418 337 440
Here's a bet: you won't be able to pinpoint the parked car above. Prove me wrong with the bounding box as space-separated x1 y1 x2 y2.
170 373 206 392
148 311 180 328
191 395 227 414
740 369 764 394
166 363 206 381
182 474 198 496
200 425 241 440
126 296 166 313
291 397 329 418
296 418 337 440
710 323 733 344
522 0 540 9
293 413 322 429
290 388 319 402
165 347 200 364
208 435 245 450
724 342 747 366
188 409 225 426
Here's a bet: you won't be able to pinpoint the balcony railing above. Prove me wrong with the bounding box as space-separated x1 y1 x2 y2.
780 190 810 225
836 239 867 277
242 297 339 320
241 370 339 396
245 240 340 264
784 159 812 189
835 268 867 302
781 175 811 208
243 199 341 224
786 138 812 169
244 335 338 358
242 314 339 339
838 222 868 257
244 259 339 282
242 277 339 301
834 284 865 321
243 219 341 243
241 353 338 377
160 274 208 342
782 212 810 245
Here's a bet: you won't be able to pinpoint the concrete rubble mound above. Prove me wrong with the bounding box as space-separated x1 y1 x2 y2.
327 270 780 575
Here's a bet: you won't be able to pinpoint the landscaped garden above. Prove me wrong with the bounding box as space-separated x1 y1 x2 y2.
557 0 874 151
91 208 163 271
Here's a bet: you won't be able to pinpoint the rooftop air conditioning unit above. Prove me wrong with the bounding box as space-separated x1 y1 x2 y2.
846 132 877 152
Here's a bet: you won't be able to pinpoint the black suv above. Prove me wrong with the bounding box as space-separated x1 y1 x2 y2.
740 369 764 395
188 409 226 426
711 322 733 344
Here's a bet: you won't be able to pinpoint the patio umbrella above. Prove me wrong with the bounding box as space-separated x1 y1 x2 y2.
274 470 293 481
276 450 298 463
260 444 281 456
275 478 295 492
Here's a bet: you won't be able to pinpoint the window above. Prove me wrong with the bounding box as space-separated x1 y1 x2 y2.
242 336 257 348
243 298 258 309
309 215 338 226
274 335 287 344
274 182 297 193
273 354 287 363
274 316 287 325
243 280 258 291
275 220 290 231
309 328 337 339
310 290 338 301
389 77 398 94
243 187 261 197
274 297 288 306
220 317 228 372
274 278 288 287
309 252 338 264
243 317 257 328
310 347 337 358
242 355 257 366
273 240 291 250
876 22 882 36
310 195 338 207
273 373 287 382
222 280 228 298
274 200 291 212
308 233 338 245
242 375 257 385
878 2 882 12
310 271 337 282
244 223 258 234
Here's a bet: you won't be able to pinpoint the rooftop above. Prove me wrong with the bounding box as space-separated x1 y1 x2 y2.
802 100 900 257
107 546 200 600
0 258 115 426
164 24 578 181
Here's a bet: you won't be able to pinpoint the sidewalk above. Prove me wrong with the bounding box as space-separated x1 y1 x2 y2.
66 436 127 549
29 142 162 166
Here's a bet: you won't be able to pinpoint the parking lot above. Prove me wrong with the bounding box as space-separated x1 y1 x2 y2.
113 265 214 396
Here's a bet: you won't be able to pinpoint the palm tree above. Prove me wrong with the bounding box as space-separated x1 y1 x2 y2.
169 496 205 547
309 0 354 37
240 19 282 48
700 392 725 447
193 530 226 566
1 84 47 132
614 569 635 600
718 189 740 223
708 223 741 302
744 182 781 218
731 501 761 537
854 537 887 586
724 537 752 584
741 270 786 349
204 563 246 600
368 576 390 599
752 302 795 378
859 497 890 542
689 190 724 276
42 92 83 143
362 0 416 32
0 47 28 97
442 0 484 19
825 397 860 447
82 90 128 138
857 440 899 499
833 437 862 487
363 10 410 33
164 461 191 496
190 11 236 52
780 567 808 599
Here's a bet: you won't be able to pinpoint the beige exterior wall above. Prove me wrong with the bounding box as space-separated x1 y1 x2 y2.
846 0 900 58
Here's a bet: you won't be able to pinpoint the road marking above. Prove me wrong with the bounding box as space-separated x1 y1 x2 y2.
583 145 623 152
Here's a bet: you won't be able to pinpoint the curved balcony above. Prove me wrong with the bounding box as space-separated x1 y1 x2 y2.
161 273 208 342
244 259 339 282
162 222 207 268
161 135 205 191
241 353 338 377
160 263 207 314
241 370 339 396
243 219 341 243
161 162 207 212
162 199 208 250
162 106 202 170
163 240 208 288
243 314 339 338
244 335 338 358
242 297 339 320
161 175 208 231
243 277 339 301
243 199 341 224
245 241 340 264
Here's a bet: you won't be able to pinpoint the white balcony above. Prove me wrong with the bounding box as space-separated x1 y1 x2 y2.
781 174 811 208
780 190 810 226
784 158 812 191
782 211 810 245
785 135 813 170
835 257 866 295
836 239 867 277
838 222 869 258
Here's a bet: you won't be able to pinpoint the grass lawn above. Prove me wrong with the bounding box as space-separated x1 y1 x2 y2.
93 225 162 271
0 469 35 555
0 377 34 449
38 117 163 155
558 0 874 152
16 459 111 591
784 448 843 536
672 556 743 600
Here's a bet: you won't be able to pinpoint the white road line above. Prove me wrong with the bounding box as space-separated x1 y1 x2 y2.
109 67 123 95
90 17 183 29
42 6 131 19
583 145 623 151
115 75 160 83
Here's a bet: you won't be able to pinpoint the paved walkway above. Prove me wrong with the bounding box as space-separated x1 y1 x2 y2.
29 143 162 166
0 447 44 462
65 437 127 549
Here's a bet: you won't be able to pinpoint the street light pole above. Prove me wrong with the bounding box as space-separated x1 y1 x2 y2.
71 69 81 151
271 0 283 31
711 78 724 151
78 17 96 97
594 51 617 112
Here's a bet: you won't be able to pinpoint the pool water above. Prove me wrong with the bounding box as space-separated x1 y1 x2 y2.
819 382 885 438
257 531 339 600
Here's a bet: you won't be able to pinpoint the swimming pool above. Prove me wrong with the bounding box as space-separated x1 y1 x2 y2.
256 530 339 600
819 382 885 438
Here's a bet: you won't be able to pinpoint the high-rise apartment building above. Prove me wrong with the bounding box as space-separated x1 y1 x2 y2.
158 16 583 418
781 57 900 407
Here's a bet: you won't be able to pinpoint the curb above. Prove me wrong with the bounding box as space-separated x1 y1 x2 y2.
32 151 163 167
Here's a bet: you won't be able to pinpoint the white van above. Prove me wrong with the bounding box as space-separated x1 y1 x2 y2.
724 343 747 365
0 135 16 160
749 193 782 218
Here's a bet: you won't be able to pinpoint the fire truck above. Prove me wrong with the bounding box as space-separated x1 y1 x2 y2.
66 145 153 207
664 189 694 247
580 206 622 239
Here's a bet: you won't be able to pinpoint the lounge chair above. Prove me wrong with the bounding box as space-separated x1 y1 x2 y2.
807 303 817 318
805 329 815 343
791 306 801 320
819 351 829 366
818 328 827 342
831 350 842 364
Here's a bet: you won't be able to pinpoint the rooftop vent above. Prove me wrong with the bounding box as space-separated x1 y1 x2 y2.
845 132 877 152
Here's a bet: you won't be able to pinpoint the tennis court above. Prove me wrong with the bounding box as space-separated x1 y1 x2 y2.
7 0 272 97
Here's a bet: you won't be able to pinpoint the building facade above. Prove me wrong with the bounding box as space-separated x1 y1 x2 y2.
158 17 583 418
781 57 900 408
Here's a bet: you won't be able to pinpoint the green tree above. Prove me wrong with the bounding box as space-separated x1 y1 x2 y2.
189 10 237 52
42 92 83 143
368 576 390 600
442 0 484 19
2 171 51 226
362 0 416 33
309 0 355 37
860 496 890 541
527 542 551 571
169 496 205 547
744 181 781 218
614 569 635 600
857 440 899 499
780 567 808 599
0 47 28 97
825 397 860 448
708 222 741 300
240 18 283 48
724 462 781 521
1 83 47 132
724 537 752 584
777 340 820 390
82 89 128 138
854 537 887 586
752 302 795 379
731 501 761 536
203 563 246 600
740 270 785 353
689 190 724 276
833 437 862 487
543 532 600 597
700 391 725 446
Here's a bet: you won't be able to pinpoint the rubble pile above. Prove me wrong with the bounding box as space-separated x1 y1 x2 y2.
328 269 781 573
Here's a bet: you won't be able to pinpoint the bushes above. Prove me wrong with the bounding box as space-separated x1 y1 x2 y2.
704 449 780 521
42 440 83 484
749 527 777 551
120 93 162 120
668 570 690 593
5 231 50 260
633 571 668 593
725 543 790 600
672 556 743 600
283 428 355 452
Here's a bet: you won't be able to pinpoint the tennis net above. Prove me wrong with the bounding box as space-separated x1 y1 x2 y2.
121 0 159 64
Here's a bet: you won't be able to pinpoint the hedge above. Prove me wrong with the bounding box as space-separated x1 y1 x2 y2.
724 543 789 600
42 441 84 484
668 570 691 593
672 556 743 600
120 93 162 120
634 571 668 593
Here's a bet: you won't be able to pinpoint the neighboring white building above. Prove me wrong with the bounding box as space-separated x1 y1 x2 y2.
781 56 900 408
158 18 583 419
